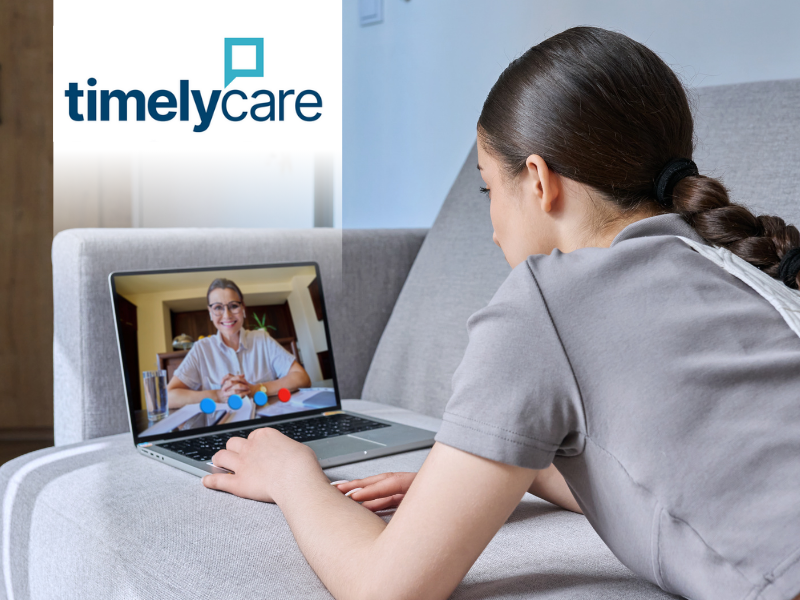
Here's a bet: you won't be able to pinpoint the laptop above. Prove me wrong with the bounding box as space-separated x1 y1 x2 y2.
109 261 435 477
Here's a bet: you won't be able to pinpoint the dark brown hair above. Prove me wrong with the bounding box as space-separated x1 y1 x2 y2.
478 26 800 288
207 278 244 304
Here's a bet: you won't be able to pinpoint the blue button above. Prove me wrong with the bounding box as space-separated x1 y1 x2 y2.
253 390 267 406
228 394 243 410
200 398 216 414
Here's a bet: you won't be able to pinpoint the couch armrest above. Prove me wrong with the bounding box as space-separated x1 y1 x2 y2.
336 229 427 399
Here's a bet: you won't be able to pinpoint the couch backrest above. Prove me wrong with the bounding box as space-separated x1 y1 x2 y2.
692 79 800 225
362 78 800 418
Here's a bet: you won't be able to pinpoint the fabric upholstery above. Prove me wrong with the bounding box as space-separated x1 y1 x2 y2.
362 79 800 418
362 143 509 415
52 228 426 445
339 229 427 398
1 401 674 600
692 78 800 226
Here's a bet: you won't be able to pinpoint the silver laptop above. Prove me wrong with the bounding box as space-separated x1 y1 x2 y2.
109 261 435 477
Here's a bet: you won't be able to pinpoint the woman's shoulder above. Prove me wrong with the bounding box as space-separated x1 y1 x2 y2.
475 260 559 333
191 335 217 351
175 336 214 374
525 232 705 292
489 249 610 305
520 231 755 340
180 336 215 362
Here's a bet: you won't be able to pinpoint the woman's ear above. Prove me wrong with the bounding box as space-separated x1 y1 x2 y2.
525 154 560 213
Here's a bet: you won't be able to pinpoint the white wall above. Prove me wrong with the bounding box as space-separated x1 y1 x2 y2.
54 151 133 231
135 151 315 229
54 151 319 234
342 0 800 228
286 274 329 385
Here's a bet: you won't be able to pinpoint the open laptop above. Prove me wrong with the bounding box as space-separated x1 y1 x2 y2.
109 261 435 477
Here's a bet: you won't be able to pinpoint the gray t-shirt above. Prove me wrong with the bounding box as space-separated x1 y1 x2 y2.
435 214 800 600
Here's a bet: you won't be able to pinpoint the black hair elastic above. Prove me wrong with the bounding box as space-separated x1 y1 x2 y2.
654 158 699 207
778 248 800 289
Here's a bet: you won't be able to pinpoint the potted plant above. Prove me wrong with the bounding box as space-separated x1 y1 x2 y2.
252 313 278 335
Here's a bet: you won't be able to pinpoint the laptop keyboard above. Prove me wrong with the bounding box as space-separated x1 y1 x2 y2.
158 413 390 463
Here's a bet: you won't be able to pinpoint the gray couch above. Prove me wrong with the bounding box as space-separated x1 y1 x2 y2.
2 79 798 600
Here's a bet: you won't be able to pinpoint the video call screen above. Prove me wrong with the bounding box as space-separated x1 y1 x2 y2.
112 264 338 439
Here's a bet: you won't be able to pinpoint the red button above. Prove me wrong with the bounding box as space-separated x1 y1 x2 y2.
278 388 291 402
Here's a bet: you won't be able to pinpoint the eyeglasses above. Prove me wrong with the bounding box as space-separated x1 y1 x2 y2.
208 301 243 316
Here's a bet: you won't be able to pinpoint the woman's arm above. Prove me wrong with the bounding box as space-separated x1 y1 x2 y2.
337 463 583 515
167 375 249 409
527 464 582 514
167 377 216 409
253 360 311 396
204 436 538 600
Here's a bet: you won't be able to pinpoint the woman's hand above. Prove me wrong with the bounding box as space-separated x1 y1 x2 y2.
334 472 417 511
203 427 325 503
217 374 251 403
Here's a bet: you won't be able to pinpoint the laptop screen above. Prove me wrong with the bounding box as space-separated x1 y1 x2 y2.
110 262 340 442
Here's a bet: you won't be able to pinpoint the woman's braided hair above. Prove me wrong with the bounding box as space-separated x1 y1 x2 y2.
477 26 800 289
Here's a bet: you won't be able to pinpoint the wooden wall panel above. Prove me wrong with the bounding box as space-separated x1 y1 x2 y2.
0 0 54 453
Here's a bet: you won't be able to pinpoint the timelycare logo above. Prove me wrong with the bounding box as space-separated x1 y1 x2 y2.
64 37 323 132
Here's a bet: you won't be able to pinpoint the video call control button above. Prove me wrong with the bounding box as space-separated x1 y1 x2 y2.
253 391 267 406
228 394 243 410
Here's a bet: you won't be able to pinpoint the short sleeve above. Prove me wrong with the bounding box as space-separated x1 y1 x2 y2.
173 346 203 391
266 336 297 380
434 262 586 470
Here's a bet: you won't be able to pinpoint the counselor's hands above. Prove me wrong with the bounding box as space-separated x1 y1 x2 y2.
217 374 252 403
333 472 417 512
203 427 323 503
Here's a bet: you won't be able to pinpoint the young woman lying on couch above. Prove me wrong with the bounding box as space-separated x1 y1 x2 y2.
202 27 800 600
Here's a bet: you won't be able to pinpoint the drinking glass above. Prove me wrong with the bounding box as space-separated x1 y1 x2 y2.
143 370 169 422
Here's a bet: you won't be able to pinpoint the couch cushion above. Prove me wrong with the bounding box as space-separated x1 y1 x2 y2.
693 78 800 226
339 229 427 399
362 78 800 418
361 143 508 416
1 401 673 600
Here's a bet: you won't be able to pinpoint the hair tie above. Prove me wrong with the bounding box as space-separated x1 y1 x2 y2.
778 248 800 289
654 158 699 207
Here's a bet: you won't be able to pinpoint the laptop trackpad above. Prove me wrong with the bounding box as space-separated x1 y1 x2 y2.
306 434 383 458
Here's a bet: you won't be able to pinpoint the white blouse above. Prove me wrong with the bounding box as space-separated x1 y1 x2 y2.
173 329 296 391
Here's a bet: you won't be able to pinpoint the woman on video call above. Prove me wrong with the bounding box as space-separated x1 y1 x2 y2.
167 278 311 409
201 29 800 600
